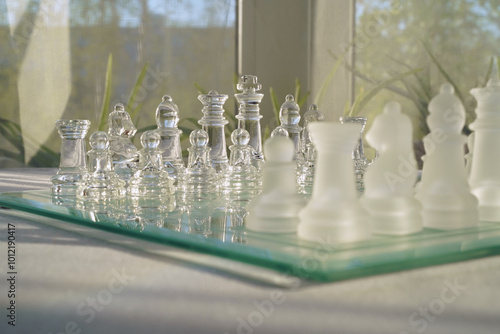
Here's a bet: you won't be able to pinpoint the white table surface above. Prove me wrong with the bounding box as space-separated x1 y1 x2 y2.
0 168 499 334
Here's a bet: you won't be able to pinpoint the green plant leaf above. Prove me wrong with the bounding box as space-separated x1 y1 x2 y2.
421 40 466 103
269 87 281 127
98 53 113 131
127 62 149 121
194 82 208 95
136 125 156 133
331 51 418 103
346 86 365 117
262 125 271 142
349 68 423 117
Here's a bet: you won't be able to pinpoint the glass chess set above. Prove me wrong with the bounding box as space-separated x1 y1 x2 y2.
2 73 500 283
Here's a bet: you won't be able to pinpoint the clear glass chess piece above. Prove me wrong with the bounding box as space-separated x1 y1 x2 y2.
234 75 265 170
154 95 185 182
297 104 325 198
222 129 260 231
222 129 259 200
198 90 229 173
107 103 139 182
127 130 176 210
51 119 91 196
76 131 127 201
275 94 303 161
339 116 373 194
177 129 219 202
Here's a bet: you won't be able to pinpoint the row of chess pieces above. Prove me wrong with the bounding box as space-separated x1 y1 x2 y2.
51 65 500 244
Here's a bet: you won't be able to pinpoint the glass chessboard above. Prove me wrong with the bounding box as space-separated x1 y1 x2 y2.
2 189 500 283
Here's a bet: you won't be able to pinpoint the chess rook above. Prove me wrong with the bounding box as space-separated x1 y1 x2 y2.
51 119 91 196
298 122 371 243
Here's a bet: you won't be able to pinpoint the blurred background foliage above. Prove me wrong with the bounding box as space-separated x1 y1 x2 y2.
1 0 500 167
353 0 500 140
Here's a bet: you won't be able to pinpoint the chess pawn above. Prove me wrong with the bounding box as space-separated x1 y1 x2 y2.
127 131 175 208
469 59 500 221
245 136 305 233
198 90 229 173
51 119 91 196
417 83 478 229
222 129 259 230
76 131 126 201
222 128 259 201
154 95 185 182
361 102 422 235
107 103 139 182
274 94 303 161
297 104 325 198
178 129 219 201
298 122 371 243
234 75 265 169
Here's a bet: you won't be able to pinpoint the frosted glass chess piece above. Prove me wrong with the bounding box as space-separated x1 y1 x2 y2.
198 90 229 173
297 104 325 198
416 83 478 229
154 95 185 182
51 119 91 196
107 103 139 182
274 94 303 161
361 102 422 235
76 131 126 201
234 75 265 170
298 122 371 243
469 59 500 221
245 136 305 233
340 115 373 194
178 129 219 201
127 130 175 209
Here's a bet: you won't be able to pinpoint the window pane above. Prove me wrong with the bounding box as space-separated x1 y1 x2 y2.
0 0 236 167
353 0 499 141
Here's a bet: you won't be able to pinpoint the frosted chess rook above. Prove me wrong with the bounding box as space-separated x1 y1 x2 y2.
298 122 371 243
361 101 422 235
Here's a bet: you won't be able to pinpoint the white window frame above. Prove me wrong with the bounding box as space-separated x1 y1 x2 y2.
238 0 355 121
